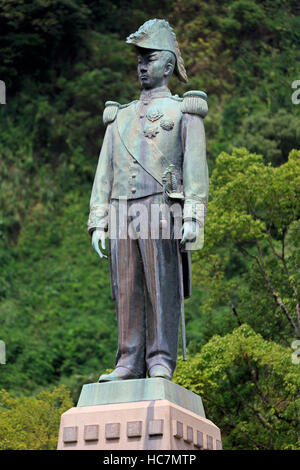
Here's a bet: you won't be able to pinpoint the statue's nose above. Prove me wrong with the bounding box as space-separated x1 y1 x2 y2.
139 63 148 73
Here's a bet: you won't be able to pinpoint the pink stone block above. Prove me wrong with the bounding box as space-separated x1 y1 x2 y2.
57 399 222 450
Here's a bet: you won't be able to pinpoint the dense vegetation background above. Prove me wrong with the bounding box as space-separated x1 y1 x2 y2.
0 0 300 449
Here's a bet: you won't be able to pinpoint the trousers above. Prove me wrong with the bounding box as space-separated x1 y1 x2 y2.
108 194 184 377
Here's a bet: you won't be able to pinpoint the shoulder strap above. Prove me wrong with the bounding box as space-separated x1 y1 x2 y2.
103 100 138 125
103 101 120 125
181 90 208 118
116 104 171 186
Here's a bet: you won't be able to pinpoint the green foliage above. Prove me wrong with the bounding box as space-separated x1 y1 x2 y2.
171 0 300 165
0 0 300 450
189 149 300 346
0 385 73 450
0 190 117 394
174 324 300 450
232 110 300 165
0 0 91 87
208 148 300 241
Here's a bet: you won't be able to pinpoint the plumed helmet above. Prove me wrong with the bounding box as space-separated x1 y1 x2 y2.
126 19 188 83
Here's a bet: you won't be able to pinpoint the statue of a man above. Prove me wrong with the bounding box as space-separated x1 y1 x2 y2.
87 19 209 382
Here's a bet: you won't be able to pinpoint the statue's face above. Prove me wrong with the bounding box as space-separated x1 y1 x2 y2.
137 49 173 89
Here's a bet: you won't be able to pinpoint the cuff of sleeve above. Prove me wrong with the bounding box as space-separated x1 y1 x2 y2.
183 198 207 226
87 204 109 234
88 226 108 236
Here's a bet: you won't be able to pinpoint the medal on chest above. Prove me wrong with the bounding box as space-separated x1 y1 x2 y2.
143 125 160 139
146 108 164 122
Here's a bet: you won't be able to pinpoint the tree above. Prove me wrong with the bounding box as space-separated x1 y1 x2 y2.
0 385 73 450
174 324 300 450
232 110 300 166
190 148 300 346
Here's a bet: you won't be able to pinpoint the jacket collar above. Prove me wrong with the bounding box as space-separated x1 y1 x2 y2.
140 86 171 102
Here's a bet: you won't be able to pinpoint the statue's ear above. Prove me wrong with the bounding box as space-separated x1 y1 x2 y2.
165 61 174 78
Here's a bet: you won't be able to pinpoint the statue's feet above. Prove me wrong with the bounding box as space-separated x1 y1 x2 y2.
148 365 172 381
98 367 138 382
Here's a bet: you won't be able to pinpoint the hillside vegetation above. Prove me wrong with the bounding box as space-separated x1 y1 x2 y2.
0 0 299 449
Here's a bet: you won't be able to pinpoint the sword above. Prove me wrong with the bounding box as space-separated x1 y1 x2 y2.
181 306 187 362
162 164 187 361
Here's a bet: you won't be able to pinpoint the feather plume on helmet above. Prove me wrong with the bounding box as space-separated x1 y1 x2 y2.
126 19 188 83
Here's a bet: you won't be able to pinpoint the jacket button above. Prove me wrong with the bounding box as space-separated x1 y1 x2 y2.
131 187 136 193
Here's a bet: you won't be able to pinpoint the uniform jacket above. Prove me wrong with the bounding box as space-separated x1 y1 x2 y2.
88 85 209 298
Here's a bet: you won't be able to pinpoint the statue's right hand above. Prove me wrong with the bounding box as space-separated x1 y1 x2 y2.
92 228 107 259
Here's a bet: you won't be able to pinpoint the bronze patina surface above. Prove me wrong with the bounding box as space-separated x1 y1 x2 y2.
77 378 206 418
88 19 209 382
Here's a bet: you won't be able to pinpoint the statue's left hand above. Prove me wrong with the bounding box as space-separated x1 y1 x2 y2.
92 228 108 259
180 220 199 246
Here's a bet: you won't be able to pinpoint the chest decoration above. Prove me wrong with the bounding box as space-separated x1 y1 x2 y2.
146 108 164 122
160 118 174 131
143 125 160 139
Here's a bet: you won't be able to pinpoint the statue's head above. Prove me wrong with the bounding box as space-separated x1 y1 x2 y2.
126 19 188 90
135 48 175 89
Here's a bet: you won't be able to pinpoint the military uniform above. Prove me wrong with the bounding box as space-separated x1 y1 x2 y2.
87 19 209 380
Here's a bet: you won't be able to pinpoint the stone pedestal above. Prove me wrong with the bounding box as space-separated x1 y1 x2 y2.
57 379 222 450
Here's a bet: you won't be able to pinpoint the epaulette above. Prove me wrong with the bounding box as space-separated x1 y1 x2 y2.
181 90 208 118
170 94 183 102
103 100 137 125
103 101 120 125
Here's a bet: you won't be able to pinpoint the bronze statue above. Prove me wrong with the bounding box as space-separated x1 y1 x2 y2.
87 19 209 382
